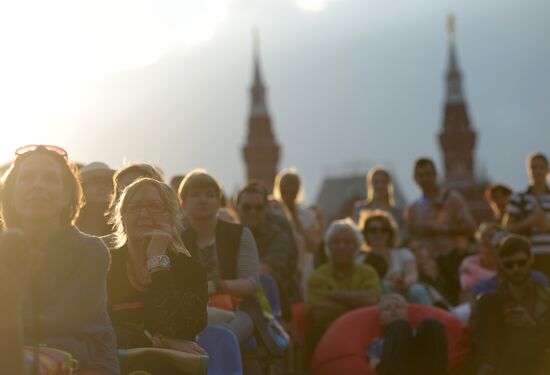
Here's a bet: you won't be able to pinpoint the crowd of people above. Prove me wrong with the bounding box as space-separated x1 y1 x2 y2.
0 144 549 375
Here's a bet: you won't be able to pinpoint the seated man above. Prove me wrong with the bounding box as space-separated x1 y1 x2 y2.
472 231 549 299
307 219 380 355
367 294 449 375
473 234 550 375
237 181 299 320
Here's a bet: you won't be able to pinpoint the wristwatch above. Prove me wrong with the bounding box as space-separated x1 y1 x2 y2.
147 255 171 271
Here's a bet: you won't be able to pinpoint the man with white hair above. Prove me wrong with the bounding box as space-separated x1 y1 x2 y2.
306 218 380 356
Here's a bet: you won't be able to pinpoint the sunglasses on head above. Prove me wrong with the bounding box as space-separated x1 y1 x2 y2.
502 259 528 270
14 144 68 163
241 203 264 213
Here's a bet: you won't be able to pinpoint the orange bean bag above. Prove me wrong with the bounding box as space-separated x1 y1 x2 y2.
311 304 470 375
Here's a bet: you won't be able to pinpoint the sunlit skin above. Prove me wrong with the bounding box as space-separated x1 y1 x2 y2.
365 219 391 250
123 184 172 242
279 175 300 210
182 186 220 221
529 157 549 187
378 296 409 327
414 164 438 197
498 251 532 286
504 156 550 233
478 227 499 269
371 171 390 202
237 192 266 230
328 228 358 270
12 153 68 225
82 176 113 205
489 190 510 219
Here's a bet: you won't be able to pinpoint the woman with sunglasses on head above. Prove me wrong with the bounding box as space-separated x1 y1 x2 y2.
359 210 432 305
0 145 119 374
107 178 208 374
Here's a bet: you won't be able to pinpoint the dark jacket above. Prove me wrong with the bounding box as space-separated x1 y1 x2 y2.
182 220 284 356
108 246 208 347
22 226 119 375
473 280 550 375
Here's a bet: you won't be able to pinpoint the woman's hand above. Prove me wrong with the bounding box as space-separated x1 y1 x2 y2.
145 223 173 260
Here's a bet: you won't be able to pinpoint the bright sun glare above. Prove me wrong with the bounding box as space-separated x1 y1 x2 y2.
0 0 229 163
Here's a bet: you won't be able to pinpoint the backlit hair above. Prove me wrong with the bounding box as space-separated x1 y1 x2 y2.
110 178 189 256
109 163 164 213
360 209 400 249
413 157 436 176
475 222 502 242
366 166 396 207
1 148 83 228
272 167 305 204
527 152 549 167
177 169 222 204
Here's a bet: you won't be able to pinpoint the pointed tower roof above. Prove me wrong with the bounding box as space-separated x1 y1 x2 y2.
250 28 268 117
445 14 464 104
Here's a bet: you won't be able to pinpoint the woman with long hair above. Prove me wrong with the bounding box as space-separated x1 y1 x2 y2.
353 166 407 244
108 178 208 373
0 144 118 374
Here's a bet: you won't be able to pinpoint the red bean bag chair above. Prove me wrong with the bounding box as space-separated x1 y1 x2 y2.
291 302 309 347
311 305 470 375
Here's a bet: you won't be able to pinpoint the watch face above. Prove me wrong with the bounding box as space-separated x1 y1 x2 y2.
148 255 171 270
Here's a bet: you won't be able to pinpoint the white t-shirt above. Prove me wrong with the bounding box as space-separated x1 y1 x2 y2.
386 248 415 280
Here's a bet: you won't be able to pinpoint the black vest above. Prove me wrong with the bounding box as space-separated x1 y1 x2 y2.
182 219 243 279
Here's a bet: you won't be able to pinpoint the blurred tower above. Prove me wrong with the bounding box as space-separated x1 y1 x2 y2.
439 14 476 186
438 14 492 223
242 30 280 191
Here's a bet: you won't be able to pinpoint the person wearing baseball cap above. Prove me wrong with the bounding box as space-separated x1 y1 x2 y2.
77 161 115 236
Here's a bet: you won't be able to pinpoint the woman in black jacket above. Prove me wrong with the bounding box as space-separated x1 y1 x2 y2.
107 177 208 357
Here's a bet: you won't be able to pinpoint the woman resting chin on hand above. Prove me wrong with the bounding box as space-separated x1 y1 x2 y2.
107 178 208 366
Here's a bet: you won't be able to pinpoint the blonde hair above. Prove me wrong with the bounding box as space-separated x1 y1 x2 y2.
272 167 305 204
475 222 502 242
366 166 396 207
110 178 190 256
177 168 222 204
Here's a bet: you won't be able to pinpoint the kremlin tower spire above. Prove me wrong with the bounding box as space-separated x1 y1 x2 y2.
242 29 280 190
439 14 476 186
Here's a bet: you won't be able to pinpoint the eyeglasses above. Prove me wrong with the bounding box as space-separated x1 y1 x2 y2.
14 144 68 163
366 226 390 234
502 259 528 270
241 203 265 213
125 203 167 215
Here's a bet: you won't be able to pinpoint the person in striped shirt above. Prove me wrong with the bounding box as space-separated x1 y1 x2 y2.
504 152 550 279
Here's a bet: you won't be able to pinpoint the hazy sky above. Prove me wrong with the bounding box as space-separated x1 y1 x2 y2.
1 0 548 203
